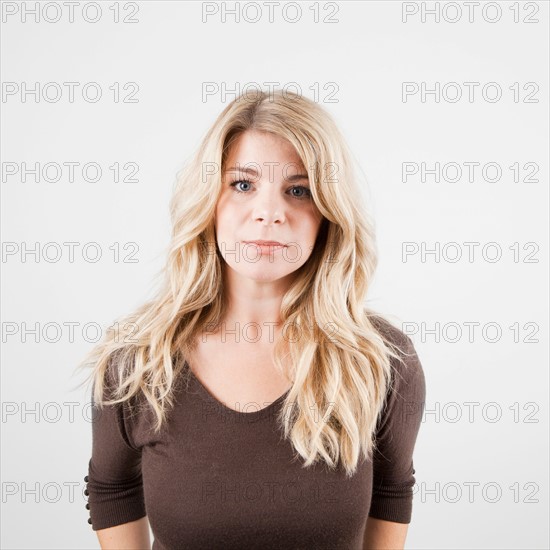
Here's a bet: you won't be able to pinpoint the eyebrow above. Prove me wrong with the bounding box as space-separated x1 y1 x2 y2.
225 165 309 183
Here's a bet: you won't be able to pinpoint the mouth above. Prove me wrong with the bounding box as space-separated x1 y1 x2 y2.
243 240 287 247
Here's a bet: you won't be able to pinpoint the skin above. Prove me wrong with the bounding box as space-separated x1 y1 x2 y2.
96 516 150 549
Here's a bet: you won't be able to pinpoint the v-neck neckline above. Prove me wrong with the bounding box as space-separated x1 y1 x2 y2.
184 361 291 422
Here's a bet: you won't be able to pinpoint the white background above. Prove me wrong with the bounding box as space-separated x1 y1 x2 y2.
1 1 548 548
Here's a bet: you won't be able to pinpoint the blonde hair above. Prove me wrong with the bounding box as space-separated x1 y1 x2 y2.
75 89 411 478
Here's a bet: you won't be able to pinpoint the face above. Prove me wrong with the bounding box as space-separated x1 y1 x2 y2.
215 130 324 284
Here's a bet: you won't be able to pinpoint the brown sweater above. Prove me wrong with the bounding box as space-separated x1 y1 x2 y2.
84 317 426 549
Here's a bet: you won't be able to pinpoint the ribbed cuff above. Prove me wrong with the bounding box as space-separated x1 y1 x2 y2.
90 496 146 531
368 489 413 524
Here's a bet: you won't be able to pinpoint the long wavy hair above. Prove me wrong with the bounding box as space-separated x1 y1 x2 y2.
75 89 410 478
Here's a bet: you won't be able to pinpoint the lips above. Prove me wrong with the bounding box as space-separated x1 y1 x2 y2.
243 240 287 247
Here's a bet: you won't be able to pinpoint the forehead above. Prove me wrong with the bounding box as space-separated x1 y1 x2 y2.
224 130 305 169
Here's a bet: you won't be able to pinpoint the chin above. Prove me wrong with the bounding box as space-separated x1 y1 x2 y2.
234 265 294 282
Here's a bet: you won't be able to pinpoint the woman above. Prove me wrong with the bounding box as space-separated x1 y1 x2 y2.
77 89 426 549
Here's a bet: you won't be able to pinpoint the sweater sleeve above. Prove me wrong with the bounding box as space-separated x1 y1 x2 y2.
84 358 147 531
368 331 426 524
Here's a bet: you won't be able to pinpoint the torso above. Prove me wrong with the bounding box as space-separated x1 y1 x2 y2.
185 332 293 413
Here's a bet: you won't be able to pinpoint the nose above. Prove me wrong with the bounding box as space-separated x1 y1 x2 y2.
252 185 286 225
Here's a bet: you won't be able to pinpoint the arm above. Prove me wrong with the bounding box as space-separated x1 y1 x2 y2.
96 516 151 550
85 357 148 545
363 516 408 550
365 323 426 549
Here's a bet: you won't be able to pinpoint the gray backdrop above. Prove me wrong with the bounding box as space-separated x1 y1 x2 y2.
1 1 548 548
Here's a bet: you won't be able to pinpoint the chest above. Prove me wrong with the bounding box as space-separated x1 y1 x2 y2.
186 338 293 413
138 389 373 550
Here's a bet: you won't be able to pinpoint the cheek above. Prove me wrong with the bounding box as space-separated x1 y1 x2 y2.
303 213 322 241
215 205 238 238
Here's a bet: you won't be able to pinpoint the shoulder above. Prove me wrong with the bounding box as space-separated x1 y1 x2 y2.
99 348 145 413
99 348 129 398
367 313 426 437
367 313 412 351
367 312 426 402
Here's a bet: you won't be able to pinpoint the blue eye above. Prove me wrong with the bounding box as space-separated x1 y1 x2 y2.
229 180 312 200
289 186 312 199
229 179 253 193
